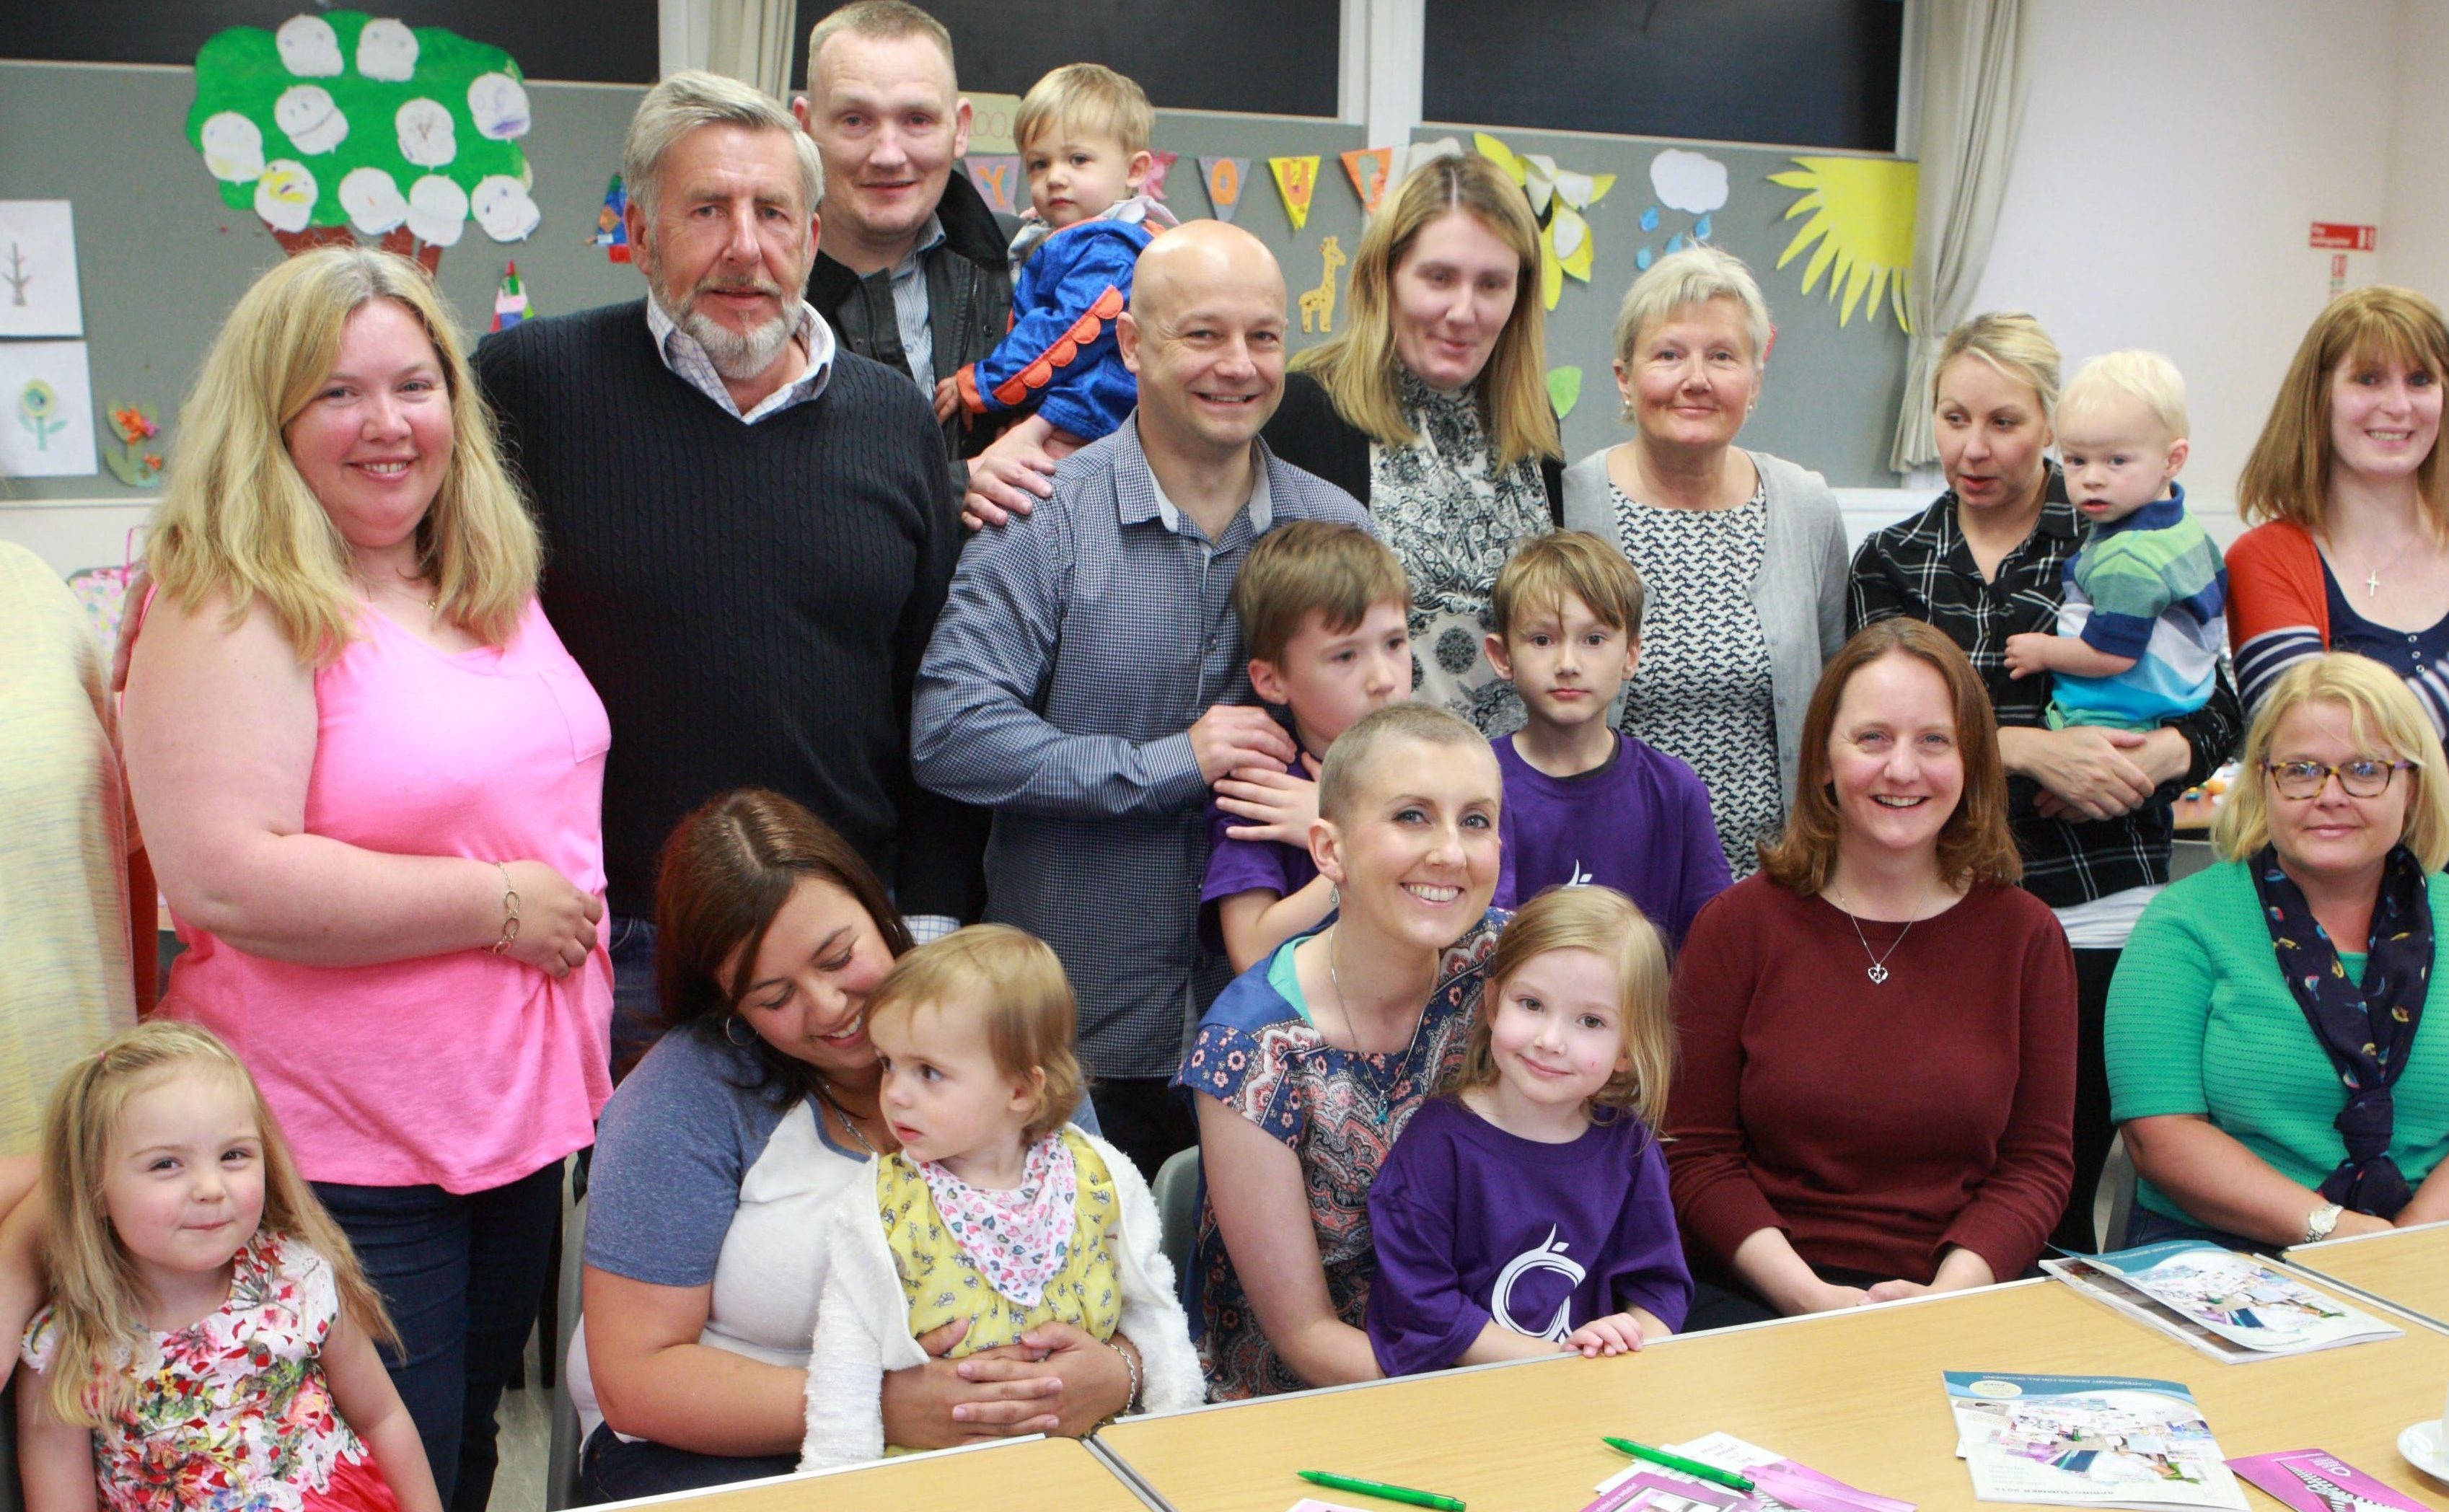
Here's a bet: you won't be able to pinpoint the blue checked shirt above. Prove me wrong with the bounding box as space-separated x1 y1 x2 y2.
912 418 1371 1076
1848 465 2242 910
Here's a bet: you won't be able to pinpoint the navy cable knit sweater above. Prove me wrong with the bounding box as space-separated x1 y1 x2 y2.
473 300 978 918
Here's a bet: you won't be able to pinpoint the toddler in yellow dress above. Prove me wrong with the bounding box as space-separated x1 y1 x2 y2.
799 926 1204 1469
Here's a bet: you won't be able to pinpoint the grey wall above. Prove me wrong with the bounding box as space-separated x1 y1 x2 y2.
0 62 1906 515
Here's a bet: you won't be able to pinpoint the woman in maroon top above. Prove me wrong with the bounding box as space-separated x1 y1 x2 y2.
1665 619 2076 1329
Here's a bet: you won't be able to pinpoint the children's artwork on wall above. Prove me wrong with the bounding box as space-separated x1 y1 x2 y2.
1474 133 1615 310
1268 156 1320 232
491 260 528 332
1546 366 1583 421
0 201 84 338
100 401 167 488
964 154 1021 217
1143 150 1179 202
1632 148 1728 270
592 173 629 261
1768 157 1918 331
188 12 538 271
1340 147 1394 215
1298 235 1345 334
1 340 97 478
1199 157 1248 223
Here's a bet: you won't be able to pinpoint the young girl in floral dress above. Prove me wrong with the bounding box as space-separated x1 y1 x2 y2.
17 1023 440 1512
797 926 1202 1470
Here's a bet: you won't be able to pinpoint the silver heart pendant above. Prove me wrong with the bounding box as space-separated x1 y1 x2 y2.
1867 963 1889 984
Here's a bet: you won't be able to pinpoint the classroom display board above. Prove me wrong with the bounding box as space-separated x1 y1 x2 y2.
0 56 1912 587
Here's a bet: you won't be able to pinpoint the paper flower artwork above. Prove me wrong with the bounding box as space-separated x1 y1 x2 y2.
1473 133 1616 309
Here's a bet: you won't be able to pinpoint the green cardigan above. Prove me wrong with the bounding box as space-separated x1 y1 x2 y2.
2106 858 2449 1226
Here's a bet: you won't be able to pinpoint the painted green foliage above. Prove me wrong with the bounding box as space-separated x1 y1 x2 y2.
185 12 537 251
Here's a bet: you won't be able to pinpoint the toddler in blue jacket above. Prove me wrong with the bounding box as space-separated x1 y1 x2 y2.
936 63 1177 449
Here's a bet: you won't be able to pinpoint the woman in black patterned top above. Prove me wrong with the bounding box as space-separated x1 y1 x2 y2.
1848 310 2242 1252
1559 247 1850 879
1262 153 1564 734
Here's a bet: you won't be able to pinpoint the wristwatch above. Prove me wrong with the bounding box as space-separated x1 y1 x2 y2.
2303 1202 2345 1244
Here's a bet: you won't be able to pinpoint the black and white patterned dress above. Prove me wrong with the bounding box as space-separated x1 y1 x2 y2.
1368 377 1554 734
1612 480 1782 878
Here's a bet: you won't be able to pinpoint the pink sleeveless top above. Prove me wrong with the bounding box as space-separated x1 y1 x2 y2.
165 599 613 1192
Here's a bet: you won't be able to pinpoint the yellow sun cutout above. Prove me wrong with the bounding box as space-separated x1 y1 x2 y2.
1768 157 1918 332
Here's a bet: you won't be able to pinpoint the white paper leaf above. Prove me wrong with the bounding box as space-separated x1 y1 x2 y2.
255 160 318 233
470 176 540 241
467 73 532 140
395 99 457 168
275 84 349 154
339 167 409 234
357 19 421 82
406 174 468 245
276 17 343 77
200 113 267 183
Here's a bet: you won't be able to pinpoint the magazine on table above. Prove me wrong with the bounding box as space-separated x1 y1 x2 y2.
2041 1241 2399 1360
1943 1371 2249 1511
2226 1449 2432 1512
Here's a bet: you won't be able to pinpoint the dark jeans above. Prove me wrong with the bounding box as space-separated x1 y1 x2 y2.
578 1423 799 1503
2050 946 2124 1254
2124 1204 2278 1255
315 1160 567 1512
607 913 663 1081
1092 1077 1199 1182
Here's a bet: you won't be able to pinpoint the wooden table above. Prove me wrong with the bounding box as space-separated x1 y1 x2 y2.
1096 1278 2449 1512
2290 1221 2449 1335
595 1436 1152 1512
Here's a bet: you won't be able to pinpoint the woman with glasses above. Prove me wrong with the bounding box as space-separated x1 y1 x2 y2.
2106 653 2449 1251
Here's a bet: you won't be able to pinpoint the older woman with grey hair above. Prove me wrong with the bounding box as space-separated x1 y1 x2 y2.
1562 247 1848 876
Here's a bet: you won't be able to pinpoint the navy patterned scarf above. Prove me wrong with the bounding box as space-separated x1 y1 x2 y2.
2251 844 2432 1216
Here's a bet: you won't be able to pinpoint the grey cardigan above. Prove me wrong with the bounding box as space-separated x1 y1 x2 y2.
1561 447 1850 807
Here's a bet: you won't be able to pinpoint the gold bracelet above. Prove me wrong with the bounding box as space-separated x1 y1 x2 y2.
489 862 522 954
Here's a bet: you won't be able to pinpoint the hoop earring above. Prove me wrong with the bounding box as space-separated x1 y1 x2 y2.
724 1014 757 1048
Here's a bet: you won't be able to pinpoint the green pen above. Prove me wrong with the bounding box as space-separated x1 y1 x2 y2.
1601 1438 1756 1493
1297 1468 1468 1511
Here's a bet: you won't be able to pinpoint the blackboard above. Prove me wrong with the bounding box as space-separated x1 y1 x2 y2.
791 0 1342 118
1425 0 1905 151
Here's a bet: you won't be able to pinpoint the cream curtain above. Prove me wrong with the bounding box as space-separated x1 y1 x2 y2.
707 0 796 101
1890 0 2033 472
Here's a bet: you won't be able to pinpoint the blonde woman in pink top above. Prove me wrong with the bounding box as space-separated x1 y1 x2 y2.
122 246 612 1512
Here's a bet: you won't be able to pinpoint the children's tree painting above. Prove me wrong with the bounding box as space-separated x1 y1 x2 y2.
188 13 540 272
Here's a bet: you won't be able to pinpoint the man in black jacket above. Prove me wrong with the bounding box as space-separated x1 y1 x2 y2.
795 2 1016 478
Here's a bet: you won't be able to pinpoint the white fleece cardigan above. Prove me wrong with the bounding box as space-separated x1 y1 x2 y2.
797 1129 1205 1470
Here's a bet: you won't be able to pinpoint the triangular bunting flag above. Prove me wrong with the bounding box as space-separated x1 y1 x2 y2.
490 260 529 333
1340 147 1394 215
1270 155 1321 231
965 154 1022 217
1199 156 1249 222
1144 149 1180 201
592 175 630 262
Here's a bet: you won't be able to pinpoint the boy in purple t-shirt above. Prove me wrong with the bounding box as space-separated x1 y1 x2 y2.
1202 522 1411 971
1484 532 1730 945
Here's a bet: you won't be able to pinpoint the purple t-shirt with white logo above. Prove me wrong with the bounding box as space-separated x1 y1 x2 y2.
1494 731 1731 945
1366 1096 1690 1376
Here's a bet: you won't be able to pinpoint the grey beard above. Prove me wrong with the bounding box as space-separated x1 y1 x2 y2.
650 282 796 382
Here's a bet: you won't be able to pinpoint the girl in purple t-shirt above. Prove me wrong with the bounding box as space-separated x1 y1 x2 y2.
1365 887 1692 1376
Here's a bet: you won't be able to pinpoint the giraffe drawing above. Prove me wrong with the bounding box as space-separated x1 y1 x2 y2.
1298 235 1346 334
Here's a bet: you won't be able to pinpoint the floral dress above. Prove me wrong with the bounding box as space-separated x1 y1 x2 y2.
1175 913 1503 1399
21 1233 397 1512
880 1126 1123 1355
1368 377 1555 734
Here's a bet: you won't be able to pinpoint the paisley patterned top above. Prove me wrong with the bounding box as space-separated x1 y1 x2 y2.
1175 913 1504 1399
880 1127 1122 1355
1368 377 1554 734
22 1234 375 1512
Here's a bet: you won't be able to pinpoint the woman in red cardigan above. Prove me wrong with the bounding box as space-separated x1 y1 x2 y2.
1665 619 2076 1330
2230 287 2449 732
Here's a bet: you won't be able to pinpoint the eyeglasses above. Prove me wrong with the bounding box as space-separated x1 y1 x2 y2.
2264 758 2416 800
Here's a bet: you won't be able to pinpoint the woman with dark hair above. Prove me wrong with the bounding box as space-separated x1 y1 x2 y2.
571 790 1135 1501
1666 621 2076 1327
